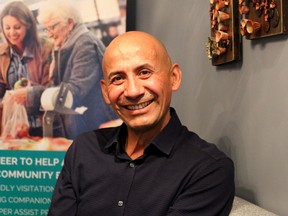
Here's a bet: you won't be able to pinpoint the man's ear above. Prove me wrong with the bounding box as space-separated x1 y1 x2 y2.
170 64 182 91
100 80 111 105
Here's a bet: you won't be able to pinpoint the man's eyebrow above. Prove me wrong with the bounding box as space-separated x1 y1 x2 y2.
107 64 154 79
136 64 153 71
107 71 123 80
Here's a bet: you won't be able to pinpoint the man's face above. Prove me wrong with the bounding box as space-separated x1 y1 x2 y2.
101 34 181 133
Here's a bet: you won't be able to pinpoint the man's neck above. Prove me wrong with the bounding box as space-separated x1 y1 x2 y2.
124 112 172 160
125 122 166 160
125 130 153 160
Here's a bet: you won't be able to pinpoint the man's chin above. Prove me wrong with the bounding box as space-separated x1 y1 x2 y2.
125 120 158 133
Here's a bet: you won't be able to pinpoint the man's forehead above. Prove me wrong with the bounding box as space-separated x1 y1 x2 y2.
103 47 159 77
103 31 170 72
111 43 156 57
104 40 158 67
105 32 160 54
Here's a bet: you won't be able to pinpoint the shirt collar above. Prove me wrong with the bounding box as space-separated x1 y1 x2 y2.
104 124 126 150
10 46 34 59
151 107 183 156
104 107 183 157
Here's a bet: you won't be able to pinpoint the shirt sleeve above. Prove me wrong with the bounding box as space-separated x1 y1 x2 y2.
166 158 235 216
48 144 78 216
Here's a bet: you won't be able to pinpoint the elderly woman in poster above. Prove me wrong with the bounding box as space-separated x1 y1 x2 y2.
37 1 119 139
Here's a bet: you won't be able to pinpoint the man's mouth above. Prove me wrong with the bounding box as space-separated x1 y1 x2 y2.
125 100 153 110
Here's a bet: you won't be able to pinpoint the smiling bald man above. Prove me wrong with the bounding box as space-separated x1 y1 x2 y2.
48 31 235 216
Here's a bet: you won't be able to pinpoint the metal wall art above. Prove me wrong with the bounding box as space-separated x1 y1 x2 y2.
206 0 288 66
240 0 288 39
206 0 241 65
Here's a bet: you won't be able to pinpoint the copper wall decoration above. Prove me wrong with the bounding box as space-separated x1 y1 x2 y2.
206 0 241 66
240 0 288 39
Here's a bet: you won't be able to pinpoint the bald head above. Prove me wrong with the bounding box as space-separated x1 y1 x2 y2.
102 31 172 78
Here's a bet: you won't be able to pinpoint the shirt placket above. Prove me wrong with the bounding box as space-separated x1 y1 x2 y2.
116 160 137 216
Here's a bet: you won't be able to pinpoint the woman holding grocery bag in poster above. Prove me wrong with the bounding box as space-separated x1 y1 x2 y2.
0 1 53 137
37 0 120 139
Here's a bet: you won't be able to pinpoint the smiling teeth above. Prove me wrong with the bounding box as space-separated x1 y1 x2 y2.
127 101 151 110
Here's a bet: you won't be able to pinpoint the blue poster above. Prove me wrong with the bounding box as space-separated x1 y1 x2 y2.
0 150 66 216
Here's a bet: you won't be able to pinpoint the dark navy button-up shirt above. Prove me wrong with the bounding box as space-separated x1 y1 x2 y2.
48 108 235 216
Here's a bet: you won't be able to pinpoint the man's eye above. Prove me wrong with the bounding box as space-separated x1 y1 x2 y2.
139 70 151 77
111 76 124 84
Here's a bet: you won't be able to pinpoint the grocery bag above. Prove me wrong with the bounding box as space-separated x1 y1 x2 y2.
1 91 29 139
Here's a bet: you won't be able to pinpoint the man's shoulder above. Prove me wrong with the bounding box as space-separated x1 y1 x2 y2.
179 131 234 182
183 130 232 163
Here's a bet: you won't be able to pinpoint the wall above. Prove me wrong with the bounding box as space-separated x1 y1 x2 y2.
134 1 288 215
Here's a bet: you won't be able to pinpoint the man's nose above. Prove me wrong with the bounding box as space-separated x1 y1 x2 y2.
124 78 144 99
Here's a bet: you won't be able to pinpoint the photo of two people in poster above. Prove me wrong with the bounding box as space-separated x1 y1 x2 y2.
0 0 126 151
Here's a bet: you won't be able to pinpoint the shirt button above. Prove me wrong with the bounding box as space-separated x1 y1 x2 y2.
129 162 135 168
118 200 124 207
